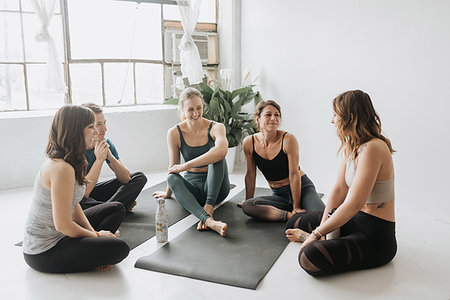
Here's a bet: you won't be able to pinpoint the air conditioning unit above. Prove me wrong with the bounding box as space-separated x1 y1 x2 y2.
164 30 219 65
164 66 217 99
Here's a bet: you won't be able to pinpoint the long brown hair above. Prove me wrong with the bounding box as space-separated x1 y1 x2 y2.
46 105 95 185
332 90 395 160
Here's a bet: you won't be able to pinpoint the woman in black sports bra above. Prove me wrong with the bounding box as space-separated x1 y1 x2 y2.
152 87 230 237
238 100 325 222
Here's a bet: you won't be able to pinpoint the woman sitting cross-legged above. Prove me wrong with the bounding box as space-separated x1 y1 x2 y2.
23 105 129 273
238 100 325 221
286 90 397 277
153 87 230 236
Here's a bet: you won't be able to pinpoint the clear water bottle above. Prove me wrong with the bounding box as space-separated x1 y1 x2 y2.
326 208 340 240
155 197 168 243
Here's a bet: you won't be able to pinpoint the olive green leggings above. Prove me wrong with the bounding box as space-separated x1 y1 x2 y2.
167 159 230 223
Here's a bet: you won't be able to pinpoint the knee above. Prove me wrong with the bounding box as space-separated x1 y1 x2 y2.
167 173 183 188
131 172 147 185
241 199 256 216
298 246 322 277
285 215 297 229
114 239 130 262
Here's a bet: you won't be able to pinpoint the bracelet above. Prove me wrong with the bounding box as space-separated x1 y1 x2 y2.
312 229 323 240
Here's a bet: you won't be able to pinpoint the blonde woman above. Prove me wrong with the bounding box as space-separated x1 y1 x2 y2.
286 90 397 276
153 87 230 236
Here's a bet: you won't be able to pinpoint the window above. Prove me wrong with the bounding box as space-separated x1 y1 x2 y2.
0 0 65 111
0 0 218 111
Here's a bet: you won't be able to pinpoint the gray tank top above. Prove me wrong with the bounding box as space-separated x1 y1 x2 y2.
23 169 86 255
344 144 395 204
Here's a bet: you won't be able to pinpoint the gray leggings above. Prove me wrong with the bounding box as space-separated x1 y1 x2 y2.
242 174 325 222
167 159 230 223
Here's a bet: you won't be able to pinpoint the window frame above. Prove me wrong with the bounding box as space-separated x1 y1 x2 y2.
0 0 219 112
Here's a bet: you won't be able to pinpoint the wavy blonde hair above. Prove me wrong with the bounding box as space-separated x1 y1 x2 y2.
332 90 395 160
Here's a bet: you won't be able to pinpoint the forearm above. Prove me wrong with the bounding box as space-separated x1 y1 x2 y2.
72 205 95 231
84 160 103 197
244 173 256 199
316 201 361 236
108 157 131 184
185 147 227 169
289 172 302 209
57 221 97 238
320 187 347 224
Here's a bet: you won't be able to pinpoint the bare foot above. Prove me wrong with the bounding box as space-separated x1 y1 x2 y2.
205 218 227 237
95 265 113 271
197 221 207 231
127 201 137 212
114 230 120 237
286 228 310 242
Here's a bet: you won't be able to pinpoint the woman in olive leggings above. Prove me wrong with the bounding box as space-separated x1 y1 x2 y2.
153 87 230 237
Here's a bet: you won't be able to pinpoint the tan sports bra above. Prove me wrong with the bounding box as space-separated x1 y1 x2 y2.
344 145 394 204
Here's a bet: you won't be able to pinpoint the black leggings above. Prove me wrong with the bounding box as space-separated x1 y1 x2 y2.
80 172 147 211
242 175 325 222
23 202 129 273
286 210 397 276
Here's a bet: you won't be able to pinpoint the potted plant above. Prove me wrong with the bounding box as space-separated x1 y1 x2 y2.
197 82 261 172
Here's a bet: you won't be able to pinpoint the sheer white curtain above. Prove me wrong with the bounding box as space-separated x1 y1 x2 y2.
31 0 67 93
176 0 204 84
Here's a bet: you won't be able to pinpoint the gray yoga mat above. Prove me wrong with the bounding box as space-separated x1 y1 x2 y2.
134 187 290 290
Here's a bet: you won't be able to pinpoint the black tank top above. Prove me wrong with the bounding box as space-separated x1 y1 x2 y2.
252 132 291 181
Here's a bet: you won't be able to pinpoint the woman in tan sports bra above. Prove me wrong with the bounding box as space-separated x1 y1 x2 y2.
285 90 397 276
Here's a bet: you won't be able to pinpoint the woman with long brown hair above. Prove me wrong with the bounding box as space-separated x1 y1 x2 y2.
23 105 129 273
286 90 397 276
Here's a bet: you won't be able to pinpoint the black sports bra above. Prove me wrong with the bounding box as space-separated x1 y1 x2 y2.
252 132 291 181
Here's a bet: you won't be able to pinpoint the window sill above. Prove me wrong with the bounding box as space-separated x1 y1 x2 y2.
0 104 177 120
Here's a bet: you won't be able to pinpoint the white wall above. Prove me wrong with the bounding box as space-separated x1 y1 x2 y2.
241 0 450 220
0 106 179 190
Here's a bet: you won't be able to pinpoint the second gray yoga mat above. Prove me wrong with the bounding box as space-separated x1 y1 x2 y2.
134 187 290 290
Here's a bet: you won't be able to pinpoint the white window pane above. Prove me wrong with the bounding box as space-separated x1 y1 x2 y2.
21 0 61 13
163 0 216 23
69 0 161 60
0 0 20 10
0 12 24 62
70 64 103 106
136 64 163 104
0 64 26 110
104 63 134 106
22 14 64 63
27 64 65 109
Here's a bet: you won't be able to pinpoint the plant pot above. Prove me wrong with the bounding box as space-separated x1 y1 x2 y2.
225 146 237 173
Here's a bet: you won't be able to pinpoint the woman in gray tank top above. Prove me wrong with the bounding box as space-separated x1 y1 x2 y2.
23 105 129 273
153 87 230 236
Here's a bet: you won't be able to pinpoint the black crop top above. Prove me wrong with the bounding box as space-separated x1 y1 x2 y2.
252 132 292 181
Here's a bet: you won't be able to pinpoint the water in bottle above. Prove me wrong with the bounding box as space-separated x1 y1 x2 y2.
155 197 168 243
